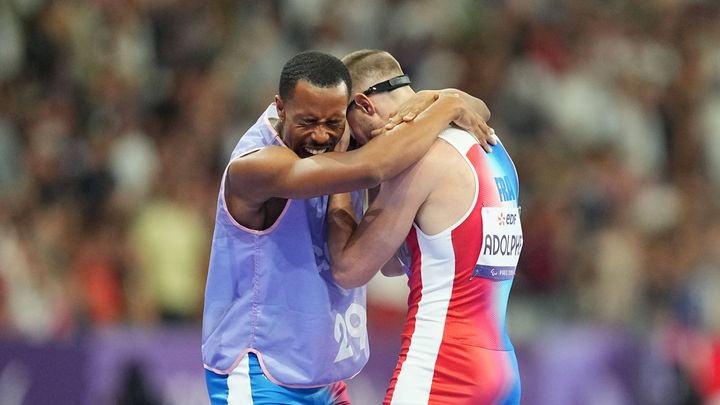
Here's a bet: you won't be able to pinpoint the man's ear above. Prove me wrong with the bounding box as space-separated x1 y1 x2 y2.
275 95 285 121
353 94 375 115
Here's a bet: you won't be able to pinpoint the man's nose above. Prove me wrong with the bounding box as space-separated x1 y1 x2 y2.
310 130 330 144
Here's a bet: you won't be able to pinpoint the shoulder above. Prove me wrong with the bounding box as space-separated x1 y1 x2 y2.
228 145 298 175
225 145 299 202
383 138 449 193
421 129 470 169
438 127 478 153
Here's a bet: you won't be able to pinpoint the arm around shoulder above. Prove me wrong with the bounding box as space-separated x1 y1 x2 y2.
227 145 384 201
354 94 462 185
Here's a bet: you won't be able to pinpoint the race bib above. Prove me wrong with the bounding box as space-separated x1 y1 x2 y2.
471 207 523 281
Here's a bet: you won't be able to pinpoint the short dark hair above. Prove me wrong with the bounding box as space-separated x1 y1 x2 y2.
278 51 352 101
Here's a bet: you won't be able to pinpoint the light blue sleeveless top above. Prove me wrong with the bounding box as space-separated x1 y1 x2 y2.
201 104 369 387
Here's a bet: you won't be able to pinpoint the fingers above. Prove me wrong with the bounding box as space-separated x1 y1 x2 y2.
469 125 492 153
479 138 492 153
464 116 495 153
384 111 417 130
384 115 403 130
479 121 497 146
402 112 416 122
468 114 496 152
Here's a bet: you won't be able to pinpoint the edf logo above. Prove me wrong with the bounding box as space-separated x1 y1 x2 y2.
497 212 518 226
494 176 517 202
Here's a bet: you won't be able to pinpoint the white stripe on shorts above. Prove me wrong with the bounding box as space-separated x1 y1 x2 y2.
226 355 254 405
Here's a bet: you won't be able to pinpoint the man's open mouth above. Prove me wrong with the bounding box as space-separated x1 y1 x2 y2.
304 145 330 155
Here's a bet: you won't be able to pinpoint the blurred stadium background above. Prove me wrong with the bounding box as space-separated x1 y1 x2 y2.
0 0 719 404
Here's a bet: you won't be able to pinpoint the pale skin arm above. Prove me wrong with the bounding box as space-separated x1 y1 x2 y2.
328 157 436 289
366 186 407 278
227 93 466 203
380 254 407 277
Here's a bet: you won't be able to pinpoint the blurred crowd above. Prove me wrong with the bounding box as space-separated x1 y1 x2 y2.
0 0 719 401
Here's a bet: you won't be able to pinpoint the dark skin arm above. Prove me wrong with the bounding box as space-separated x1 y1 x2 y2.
377 89 495 151
227 92 467 204
226 88 494 229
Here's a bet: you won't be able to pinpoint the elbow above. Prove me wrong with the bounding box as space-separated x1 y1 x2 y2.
333 271 362 290
335 275 363 290
331 263 367 290
380 266 404 278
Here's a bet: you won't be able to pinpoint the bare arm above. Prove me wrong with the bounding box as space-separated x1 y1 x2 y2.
367 185 406 277
379 89 495 151
391 88 490 122
228 93 463 202
328 157 434 289
443 88 491 121
380 254 407 277
325 192 407 281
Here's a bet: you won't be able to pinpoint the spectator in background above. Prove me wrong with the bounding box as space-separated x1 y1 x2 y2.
0 2 717 403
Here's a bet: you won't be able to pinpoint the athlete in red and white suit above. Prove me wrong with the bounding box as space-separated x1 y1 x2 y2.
330 50 522 405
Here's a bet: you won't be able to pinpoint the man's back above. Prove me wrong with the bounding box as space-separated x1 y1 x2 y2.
385 128 523 404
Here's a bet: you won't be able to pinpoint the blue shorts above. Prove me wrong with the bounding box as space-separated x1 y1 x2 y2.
205 353 351 405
